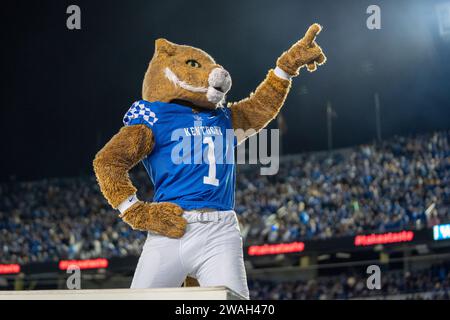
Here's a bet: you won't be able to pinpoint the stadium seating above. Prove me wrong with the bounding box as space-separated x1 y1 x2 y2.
0 130 448 265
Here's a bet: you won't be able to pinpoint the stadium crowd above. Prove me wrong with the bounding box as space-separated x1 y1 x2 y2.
237 130 449 244
248 263 450 300
0 130 449 263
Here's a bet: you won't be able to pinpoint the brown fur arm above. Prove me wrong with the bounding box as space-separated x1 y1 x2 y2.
229 70 291 144
229 24 326 144
93 125 153 208
93 125 187 238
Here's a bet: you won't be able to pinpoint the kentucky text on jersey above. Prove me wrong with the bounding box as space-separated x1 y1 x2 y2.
183 126 223 136
123 100 236 211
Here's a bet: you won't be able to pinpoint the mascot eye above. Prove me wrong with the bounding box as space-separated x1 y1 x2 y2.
186 59 201 68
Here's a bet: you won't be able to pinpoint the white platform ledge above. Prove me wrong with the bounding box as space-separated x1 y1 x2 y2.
0 286 245 300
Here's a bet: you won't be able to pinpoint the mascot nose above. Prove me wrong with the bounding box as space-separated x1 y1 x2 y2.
208 68 232 94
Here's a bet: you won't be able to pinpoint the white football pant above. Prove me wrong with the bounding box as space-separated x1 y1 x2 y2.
130 210 250 299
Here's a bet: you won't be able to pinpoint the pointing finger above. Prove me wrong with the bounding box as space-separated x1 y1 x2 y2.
301 23 322 46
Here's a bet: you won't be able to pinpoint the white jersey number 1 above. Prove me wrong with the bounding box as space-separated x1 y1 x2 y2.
203 137 219 186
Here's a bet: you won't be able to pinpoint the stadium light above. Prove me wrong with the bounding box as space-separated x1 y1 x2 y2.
336 252 351 259
317 254 331 261
247 242 305 256
0 264 21 275
354 231 414 246
58 258 109 270
433 223 450 241
436 2 450 40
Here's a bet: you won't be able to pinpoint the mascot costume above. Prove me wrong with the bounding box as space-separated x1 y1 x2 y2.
93 24 326 299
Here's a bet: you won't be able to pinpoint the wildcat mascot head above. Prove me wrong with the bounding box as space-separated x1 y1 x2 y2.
142 39 232 109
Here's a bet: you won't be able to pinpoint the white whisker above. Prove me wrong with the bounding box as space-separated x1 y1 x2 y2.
164 68 208 93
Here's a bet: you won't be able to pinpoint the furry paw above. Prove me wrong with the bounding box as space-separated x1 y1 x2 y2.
120 201 187 238
184 276 200 287
277 23 327 77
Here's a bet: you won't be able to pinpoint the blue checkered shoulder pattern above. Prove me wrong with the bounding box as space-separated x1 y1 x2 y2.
123 101 158 127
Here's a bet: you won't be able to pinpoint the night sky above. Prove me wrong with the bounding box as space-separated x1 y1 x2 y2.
1 0 450 181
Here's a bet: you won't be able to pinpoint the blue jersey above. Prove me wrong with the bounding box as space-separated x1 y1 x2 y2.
123 100 236 211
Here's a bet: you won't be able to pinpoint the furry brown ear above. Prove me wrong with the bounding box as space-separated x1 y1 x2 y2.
155 38 177 56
